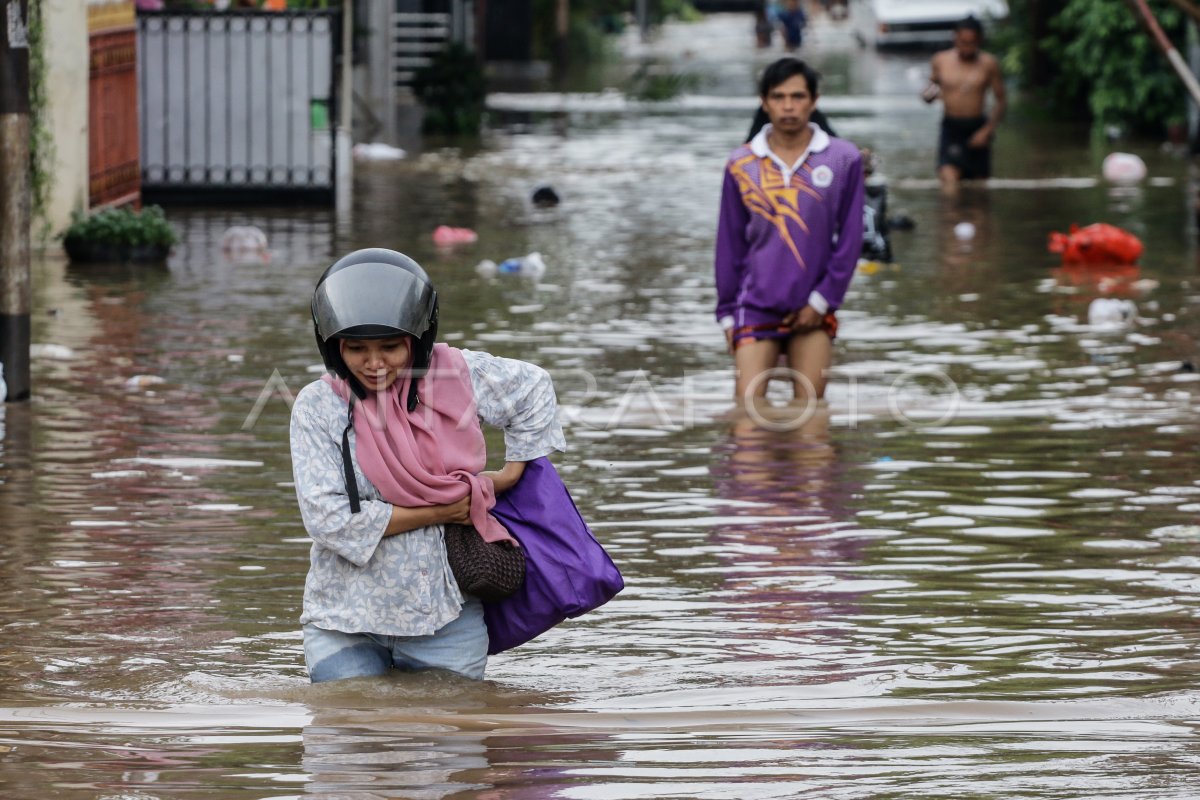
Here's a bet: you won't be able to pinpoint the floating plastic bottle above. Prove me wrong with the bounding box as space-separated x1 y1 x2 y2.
496 252 546 278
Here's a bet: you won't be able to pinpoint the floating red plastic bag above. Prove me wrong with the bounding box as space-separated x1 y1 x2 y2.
1048 223 1143 265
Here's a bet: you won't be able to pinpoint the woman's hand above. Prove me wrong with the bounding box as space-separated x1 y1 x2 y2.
481 461 527 494
442 493 472 524
385 493 471 535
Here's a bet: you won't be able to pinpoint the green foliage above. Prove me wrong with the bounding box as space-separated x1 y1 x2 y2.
660 0 704 23
62 206 178 248
411 43 487 135
1001 0 1188 134
626 63 702 100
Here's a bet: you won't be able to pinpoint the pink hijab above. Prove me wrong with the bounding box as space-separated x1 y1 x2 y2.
322 343 514 544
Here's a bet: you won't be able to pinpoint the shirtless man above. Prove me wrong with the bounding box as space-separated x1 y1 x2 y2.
922 17 1006 186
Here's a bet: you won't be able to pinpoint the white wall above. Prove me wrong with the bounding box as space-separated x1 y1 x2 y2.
40 0 89 244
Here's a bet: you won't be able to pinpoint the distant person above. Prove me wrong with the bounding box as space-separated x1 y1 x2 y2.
922 17 1007 187
755 1 774 47
714 58 865 411
778 0 807 50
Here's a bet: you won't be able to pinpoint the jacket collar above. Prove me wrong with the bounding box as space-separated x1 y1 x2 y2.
750 122 830 160
749 122 830 182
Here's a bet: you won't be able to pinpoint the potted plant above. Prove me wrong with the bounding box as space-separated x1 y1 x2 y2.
61 205 178 264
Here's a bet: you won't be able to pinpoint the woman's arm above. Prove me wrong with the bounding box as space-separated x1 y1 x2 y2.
480 460 527 495
466 351 567 464
290 389 394 566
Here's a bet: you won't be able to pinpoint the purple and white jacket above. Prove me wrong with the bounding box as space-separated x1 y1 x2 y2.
714 123 865 328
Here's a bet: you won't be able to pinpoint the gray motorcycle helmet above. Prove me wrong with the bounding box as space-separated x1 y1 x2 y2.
311 248 439 408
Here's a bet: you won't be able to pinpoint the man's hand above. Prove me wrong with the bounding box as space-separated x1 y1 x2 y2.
784 305 824 333
724 328 735 354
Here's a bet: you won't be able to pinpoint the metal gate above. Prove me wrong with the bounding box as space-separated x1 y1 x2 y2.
137 11 338 203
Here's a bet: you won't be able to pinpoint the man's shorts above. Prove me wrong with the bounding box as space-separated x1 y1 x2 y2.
732 311 839 349
938 115 991 179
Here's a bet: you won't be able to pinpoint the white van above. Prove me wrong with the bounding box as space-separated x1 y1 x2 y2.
854 0 1009 49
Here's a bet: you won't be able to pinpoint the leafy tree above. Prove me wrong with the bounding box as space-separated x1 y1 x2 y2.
1053 0 1187 132
1003 0 1188 134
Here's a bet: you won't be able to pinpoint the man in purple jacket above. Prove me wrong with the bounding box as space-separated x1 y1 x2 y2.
715 57 864 409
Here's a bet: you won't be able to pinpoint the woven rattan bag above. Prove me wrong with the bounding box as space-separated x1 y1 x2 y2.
443 523 526 601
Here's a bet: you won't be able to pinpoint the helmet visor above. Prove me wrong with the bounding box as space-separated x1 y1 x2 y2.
312 261 435 341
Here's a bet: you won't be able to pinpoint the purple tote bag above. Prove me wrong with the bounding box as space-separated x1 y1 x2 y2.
484 457 624 654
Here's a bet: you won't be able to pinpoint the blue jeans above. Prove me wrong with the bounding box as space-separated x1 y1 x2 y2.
303 599 488 682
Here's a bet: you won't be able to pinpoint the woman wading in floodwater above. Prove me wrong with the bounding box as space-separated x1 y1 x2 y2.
289 248 565 682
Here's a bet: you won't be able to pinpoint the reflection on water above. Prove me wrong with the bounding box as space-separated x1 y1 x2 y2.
711 407 850 608
2 11 1200 799
5 694 1200 798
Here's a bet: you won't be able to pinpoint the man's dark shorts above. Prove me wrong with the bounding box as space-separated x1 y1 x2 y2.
938 116 991 179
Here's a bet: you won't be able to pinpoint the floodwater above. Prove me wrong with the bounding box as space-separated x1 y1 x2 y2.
3 12 1200 799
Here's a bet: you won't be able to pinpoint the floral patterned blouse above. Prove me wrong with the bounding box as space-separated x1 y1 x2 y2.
289 348 566 637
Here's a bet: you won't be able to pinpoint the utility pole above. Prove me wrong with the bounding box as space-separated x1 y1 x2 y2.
1 0 32 401
553 0 568 79
1126 0 1200 105
335 0 353 217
